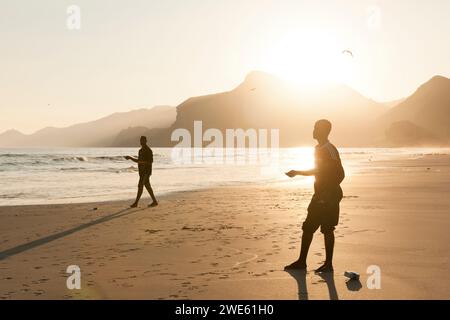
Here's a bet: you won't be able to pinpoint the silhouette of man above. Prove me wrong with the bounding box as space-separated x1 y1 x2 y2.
285 119 345 272
125 136 158 208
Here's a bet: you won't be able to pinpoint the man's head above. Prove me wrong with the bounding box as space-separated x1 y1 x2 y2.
140 136 147 147
313 119 332 141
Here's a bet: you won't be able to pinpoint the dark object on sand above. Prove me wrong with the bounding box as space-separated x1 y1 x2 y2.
93 207 98 211
344 271 360 280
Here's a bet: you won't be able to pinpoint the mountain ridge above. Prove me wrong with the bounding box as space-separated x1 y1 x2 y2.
1 72 448 148
0 106 176 147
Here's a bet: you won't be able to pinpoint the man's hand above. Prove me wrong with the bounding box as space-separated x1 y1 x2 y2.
285 170 299 178
124 156 131 160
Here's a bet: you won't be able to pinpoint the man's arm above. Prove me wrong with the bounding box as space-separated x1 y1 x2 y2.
124 156 152 165
124 156 137 162
285 168 318 178
123 156 143 164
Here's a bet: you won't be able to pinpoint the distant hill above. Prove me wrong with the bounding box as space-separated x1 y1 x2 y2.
2 72 448 148
378 75 450 145
384 121 444 146
112 127 171 147
148 71 386 147
382 98 406 108
112 126 150 147
0 129 27 145
0 106 176 147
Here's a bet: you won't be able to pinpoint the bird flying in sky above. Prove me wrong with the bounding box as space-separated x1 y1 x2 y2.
342 49 354 58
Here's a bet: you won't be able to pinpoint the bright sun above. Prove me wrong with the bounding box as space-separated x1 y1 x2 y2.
261 29 355 87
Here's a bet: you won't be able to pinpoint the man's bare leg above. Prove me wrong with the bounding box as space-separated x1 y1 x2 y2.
285 231 313 270
131 182 144 208
144 181 158 207
315 231 334 273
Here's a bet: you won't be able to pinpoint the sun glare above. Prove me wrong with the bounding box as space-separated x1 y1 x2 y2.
261 29 355 87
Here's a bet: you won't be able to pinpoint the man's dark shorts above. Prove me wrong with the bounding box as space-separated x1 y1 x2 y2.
138 172 151 186
302 190 343 234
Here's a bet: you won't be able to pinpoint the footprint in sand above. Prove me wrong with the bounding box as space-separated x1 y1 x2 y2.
189 260 201 264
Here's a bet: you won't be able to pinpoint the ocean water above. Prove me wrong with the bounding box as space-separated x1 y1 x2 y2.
0 147 448 206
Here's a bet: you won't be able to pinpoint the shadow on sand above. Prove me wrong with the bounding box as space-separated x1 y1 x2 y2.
286 270 339 300
317 272 339 300
0 207 145 261
346 278 363 291
285 269 309 299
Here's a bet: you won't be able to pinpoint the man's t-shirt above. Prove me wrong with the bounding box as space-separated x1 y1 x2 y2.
138 145 153 176
313 141 345 201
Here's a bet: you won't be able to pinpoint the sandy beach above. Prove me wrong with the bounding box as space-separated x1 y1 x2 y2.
1 154 449 300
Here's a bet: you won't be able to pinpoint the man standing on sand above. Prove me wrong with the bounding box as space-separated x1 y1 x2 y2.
285 119 345 272
125 136 158 208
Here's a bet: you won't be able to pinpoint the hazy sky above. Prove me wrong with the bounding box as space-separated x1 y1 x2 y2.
1 0 449 133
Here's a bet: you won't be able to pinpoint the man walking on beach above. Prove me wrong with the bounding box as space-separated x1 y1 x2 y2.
285 119 345 272
125 136 158 208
